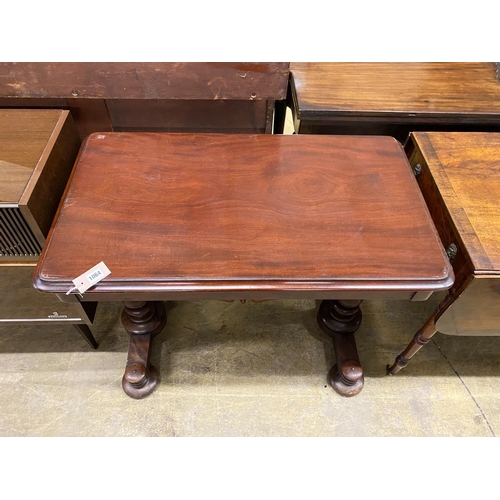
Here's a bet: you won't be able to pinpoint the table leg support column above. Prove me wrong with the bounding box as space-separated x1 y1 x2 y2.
317 299 364 397
121 301 167 399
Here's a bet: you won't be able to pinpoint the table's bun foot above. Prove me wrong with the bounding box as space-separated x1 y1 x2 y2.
318 299 364 397
120 301 167 399
328 362 364 397
122 360 158 399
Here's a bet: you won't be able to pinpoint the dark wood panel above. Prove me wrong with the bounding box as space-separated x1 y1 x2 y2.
63 99 113 139
0 63 289 100
297 122 500 143
106 99 268 133
35 133 452 296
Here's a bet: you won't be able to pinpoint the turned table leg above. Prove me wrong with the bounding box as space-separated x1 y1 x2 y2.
386 311 437 375
317 299 364 397
121 301 167 399
386 276 469 376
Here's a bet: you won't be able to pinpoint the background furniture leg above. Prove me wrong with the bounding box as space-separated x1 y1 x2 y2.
386 310 438 375
72 324 98 349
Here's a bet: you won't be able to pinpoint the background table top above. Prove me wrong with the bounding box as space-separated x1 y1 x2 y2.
291 63 500 121
411 131 500 274
35 133 452 296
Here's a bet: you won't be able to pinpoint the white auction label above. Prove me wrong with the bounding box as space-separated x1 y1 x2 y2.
67 261 111 294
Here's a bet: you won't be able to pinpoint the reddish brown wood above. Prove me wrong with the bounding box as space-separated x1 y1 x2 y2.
33 133 453 398
0 64 289 137
121 301 167 399
0 63 289 100
34 133 452 298
317 300 364 396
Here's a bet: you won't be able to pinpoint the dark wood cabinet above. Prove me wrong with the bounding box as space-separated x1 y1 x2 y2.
0 63 290 138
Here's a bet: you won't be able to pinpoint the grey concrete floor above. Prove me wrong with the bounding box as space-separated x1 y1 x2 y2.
1 295 499 437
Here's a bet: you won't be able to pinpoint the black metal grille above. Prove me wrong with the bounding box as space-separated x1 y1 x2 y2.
0 208 41 257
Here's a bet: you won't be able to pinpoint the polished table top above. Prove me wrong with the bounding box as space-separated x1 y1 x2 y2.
34 133 452 299
290 63 500 121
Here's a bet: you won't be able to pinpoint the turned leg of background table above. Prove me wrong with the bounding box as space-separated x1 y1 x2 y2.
386 273 469 375
386 311 438 375
121 301 167 399
317 299 364 397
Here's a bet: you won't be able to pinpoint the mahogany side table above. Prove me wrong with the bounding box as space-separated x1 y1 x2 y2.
388 132 500 374
33 133 453 398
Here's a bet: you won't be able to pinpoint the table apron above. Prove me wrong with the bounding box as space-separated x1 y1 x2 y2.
55 289 433 303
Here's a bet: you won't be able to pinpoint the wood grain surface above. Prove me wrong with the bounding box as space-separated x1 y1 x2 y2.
0 63 289 100
0 109 62 202
411 132 500 273
291 63 500 120
34 133 452 297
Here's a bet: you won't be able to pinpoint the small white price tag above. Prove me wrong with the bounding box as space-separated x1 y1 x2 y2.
66 261 111 295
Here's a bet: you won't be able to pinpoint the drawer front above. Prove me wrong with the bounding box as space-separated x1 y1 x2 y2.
0 265 86 322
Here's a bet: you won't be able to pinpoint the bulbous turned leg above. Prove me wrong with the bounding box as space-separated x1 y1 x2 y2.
386 310 437 375
318 299 364 397
121 301 167 399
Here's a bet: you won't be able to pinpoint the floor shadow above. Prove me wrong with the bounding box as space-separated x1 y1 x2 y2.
2 298 500 383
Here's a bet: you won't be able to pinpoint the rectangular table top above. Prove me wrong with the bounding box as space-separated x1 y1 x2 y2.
290 63 500 121
411 132 500 274
34 133 452 297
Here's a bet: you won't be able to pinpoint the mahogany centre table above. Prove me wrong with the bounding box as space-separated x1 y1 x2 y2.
34 133 453 399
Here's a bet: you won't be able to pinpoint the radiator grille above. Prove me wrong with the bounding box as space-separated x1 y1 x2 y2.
0 208 42 257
